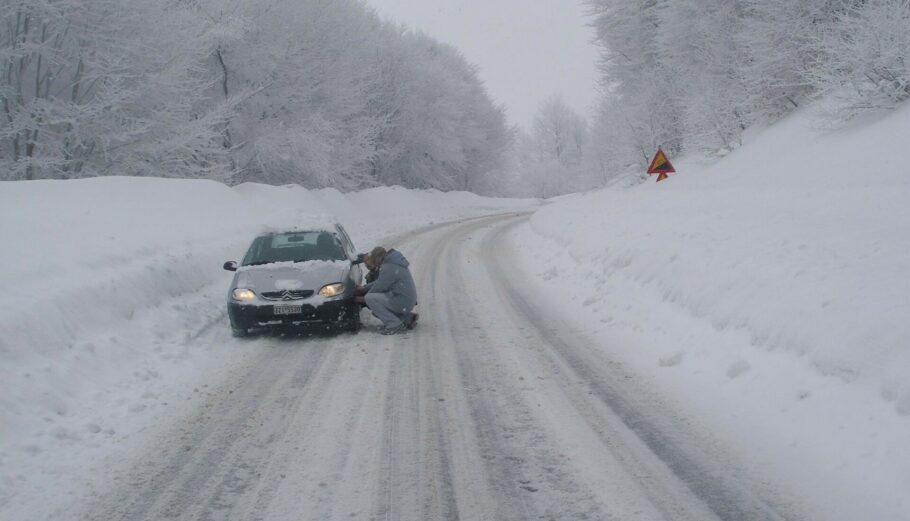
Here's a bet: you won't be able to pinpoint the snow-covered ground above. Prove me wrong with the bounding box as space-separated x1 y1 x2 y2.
1 101 908 521
0 179 535 515
512 103 910 520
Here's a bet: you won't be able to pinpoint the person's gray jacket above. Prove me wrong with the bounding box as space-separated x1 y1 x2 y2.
364 249 417 311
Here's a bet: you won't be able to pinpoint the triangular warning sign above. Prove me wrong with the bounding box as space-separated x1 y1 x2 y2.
647 147 676 175
656 172 669 182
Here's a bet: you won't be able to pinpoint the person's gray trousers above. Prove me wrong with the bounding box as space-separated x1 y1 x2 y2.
365 292 414 328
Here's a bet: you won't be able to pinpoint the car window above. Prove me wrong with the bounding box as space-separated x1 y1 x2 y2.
241 231 345 266
271 233 317 248
335 224 356 258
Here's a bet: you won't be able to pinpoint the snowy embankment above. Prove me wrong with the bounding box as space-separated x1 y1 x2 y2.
0 179 534 509
513 104 910 520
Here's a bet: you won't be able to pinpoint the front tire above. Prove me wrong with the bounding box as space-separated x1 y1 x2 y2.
231 326 249 338
345 308 361 333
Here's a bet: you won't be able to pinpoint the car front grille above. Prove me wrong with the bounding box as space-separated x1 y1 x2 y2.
260 290 314 301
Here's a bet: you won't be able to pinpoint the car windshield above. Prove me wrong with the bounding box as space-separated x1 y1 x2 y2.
241 231 346 266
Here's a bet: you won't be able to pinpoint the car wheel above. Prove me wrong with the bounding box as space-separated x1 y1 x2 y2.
346 309 361 333
231 326 249 338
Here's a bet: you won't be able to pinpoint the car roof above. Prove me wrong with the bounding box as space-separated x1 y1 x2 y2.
257 226 337 236
256 214 343 237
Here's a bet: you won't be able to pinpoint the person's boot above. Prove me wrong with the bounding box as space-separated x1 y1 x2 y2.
406 312 419 329
379 323 406 335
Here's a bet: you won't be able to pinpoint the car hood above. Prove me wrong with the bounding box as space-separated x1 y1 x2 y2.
235 260 349 292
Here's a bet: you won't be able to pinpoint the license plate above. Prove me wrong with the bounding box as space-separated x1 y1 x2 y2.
274 304 302 315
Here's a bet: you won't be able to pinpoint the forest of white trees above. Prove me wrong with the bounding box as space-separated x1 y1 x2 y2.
581 0 910 185
4 0 908 196
502 94 590 198
0 0 511 191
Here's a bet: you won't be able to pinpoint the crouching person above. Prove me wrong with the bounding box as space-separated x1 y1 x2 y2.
358 246 418 335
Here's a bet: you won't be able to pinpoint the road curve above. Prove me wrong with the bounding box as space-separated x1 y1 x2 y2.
76 213 806 521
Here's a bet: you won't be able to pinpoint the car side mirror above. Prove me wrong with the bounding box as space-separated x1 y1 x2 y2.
223 261 238 272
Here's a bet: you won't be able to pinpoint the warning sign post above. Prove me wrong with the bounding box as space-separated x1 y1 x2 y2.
647 147 676 182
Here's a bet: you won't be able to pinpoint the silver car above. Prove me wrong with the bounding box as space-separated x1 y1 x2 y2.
223 224 364 337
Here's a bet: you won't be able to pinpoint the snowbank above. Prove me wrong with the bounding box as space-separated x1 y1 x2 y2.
0 178 534 514
512 103 910 520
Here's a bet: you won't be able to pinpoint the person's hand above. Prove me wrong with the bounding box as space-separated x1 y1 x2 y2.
354 285 367 296
355 295 366 305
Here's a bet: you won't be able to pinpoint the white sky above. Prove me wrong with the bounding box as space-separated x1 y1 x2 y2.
364 0 601 131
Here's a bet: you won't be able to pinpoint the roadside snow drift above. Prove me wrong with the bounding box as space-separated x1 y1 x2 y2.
512 104 910 520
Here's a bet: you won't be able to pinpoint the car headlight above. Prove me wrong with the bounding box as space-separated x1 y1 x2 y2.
232 288 256 301
319 283 345 298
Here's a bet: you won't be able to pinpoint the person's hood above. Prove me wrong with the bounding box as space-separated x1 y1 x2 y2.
382 249 409 269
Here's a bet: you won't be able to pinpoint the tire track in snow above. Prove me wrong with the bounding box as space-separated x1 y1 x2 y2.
367 217 500 521
479 215 804 521
77 334 338 521
430 214 616 520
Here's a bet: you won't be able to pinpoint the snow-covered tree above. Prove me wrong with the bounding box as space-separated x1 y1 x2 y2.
368 31 510 192
508 95 593 198
737 0 836 118
1 0 510 192
656 0 753 152
809 0 910 120
585 0 684 163
533 94 587 168
0 0 228 180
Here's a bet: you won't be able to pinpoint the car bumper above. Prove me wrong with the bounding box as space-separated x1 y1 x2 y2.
228 298 358 329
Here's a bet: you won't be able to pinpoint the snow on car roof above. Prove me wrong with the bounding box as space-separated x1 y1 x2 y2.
257 212 341 236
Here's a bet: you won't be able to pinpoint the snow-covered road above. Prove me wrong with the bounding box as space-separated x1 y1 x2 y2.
74 213 804 521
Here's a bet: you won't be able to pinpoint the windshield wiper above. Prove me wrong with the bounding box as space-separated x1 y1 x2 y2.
245 260 274 266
